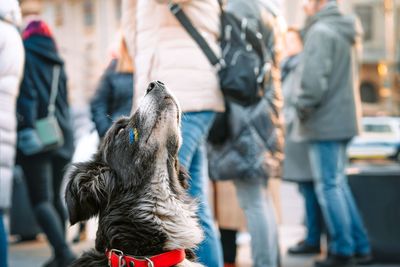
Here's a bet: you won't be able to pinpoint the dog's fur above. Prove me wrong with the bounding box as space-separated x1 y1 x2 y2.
65 81 204 267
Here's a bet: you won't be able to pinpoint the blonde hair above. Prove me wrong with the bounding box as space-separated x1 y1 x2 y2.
116 37 134 73
287 27 303 42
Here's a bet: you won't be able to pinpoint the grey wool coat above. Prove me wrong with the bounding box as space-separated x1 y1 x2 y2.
281 54 313 182
293 2 363 142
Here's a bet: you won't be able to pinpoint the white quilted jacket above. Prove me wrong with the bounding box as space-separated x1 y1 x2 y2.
122 0 224 113
0 0 24 209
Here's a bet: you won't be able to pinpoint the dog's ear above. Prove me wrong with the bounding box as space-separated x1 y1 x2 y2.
65 156 114 225
178 165 190 190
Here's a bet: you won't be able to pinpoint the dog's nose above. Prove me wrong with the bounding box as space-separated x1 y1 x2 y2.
146 81 165 94
146 82 156 94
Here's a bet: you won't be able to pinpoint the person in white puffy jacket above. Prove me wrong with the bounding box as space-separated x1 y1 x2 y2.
0 0 24 266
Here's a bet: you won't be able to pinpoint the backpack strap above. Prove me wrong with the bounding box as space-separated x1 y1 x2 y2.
169 1 269 82
169 3 225 70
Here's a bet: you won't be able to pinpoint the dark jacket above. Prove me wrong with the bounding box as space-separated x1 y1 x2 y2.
293 2 362 141
17 35 74 159
90 59 133 138
208 0 284 183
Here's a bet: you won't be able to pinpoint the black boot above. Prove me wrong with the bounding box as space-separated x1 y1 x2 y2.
34 203 76 267
288 240 321 255
355 253 373 265
315 254 355 267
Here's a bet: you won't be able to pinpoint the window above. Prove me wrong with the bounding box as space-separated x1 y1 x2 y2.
364 124 393 133
354 5 373 42
54 3 63 27
83 0 95 27
360 81 379 103
115 0 122 21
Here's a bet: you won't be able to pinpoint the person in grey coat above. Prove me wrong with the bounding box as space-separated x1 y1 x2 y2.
282 28 323 255
294 1 371 266
208 1 284 266
0 1 24 266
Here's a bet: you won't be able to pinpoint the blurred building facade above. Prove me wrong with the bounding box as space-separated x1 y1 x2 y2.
284 0 400 116
20 0 122 107
20 0 399 115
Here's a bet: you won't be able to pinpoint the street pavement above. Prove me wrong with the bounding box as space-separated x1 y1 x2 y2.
8 181 400 267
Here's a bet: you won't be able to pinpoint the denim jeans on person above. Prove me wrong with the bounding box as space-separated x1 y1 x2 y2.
298 181 323 247
179 111 223 267
0 210 8 267
309 140 371 256
234 179 279 267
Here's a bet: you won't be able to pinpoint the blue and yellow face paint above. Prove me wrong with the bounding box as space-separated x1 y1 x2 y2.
129 128 139 144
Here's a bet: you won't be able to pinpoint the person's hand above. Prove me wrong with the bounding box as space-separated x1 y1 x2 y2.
264 151 283 178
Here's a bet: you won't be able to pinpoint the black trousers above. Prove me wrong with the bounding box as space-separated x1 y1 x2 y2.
19 154 72 258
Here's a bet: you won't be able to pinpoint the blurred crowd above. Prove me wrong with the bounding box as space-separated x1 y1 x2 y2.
0 0 373 267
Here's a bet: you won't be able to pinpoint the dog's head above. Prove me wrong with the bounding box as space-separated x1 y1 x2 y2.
100 80 183 184
66 81 189 224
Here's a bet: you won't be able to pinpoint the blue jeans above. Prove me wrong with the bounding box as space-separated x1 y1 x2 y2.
234 179 278 267
309 141 371 256
179 111 223 267
0 211 8 267
298 181 323 247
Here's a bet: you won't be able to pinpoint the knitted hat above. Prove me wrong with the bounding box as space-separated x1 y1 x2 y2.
22 19 53 40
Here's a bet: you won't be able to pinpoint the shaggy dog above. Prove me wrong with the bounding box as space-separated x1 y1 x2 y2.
65 81 204 267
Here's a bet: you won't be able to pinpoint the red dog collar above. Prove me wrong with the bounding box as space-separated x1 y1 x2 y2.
106 248 186 267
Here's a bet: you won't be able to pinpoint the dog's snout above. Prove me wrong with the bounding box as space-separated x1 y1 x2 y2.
146 81 165 94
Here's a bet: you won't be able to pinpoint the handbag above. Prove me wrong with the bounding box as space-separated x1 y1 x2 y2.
18 66 64 155
169 1 271 107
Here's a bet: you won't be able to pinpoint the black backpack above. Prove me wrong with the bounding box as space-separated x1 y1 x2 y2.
169 1 272 107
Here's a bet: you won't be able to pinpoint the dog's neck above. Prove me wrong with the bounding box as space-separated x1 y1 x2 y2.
96 151 203 258
149 151 203 251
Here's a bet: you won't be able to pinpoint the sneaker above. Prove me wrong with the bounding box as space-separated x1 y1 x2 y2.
288 240 321 255
355 253 373 265
314 254 355 267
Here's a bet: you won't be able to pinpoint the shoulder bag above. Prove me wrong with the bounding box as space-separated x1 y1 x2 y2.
18 66 64 155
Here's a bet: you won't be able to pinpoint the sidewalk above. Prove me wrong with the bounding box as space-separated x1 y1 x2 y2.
9 226 313 267
10 226 399 267
8 182 400 267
